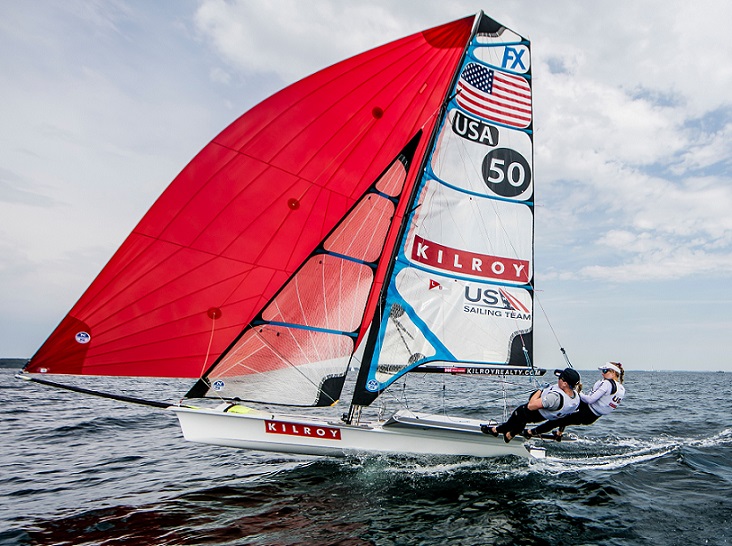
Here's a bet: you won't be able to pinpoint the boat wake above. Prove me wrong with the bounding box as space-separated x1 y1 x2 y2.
263 426 732 481
527 427 732 474
686 426 732 448
536 443 676 473
329 427 732 479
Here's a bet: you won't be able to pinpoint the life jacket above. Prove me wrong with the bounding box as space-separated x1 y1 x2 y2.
587 378 625 416
538 384 580 420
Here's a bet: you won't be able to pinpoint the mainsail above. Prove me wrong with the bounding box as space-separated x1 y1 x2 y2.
351 15 534 407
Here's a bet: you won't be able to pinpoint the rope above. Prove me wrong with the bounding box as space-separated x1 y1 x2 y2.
190 313 229 406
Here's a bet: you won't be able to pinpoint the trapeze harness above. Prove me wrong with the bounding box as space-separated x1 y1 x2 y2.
531 378 626 435
582 378 625 416
494 384 581 435
537 384 580 420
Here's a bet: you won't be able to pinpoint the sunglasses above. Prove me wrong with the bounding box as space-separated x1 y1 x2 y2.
601 368 612 373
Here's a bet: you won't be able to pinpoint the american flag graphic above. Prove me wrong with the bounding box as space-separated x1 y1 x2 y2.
456 63 532 129
499 288 530 313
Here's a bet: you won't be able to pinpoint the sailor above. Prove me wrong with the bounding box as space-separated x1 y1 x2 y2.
525 362 626 440
481 367 581 443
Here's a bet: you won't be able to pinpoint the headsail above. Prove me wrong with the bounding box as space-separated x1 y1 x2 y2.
187 137 420 406
351 14 535 407
25 17 474 380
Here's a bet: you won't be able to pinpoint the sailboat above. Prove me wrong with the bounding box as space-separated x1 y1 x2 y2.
20 12 547 459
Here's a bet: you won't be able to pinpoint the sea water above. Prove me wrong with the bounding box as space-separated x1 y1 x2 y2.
1 368 731 545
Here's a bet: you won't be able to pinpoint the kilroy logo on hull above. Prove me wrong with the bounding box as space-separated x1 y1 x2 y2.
265 420 342 441
411 235 529 283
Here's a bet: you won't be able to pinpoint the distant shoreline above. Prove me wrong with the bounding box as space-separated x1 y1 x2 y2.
0 358 28 369
0 358 726 373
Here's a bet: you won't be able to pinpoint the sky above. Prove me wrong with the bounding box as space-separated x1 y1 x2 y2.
1 0 731 371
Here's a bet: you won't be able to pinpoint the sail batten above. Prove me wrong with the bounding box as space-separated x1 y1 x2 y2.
255 321 360 338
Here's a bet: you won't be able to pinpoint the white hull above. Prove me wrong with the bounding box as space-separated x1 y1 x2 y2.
171 405 545 459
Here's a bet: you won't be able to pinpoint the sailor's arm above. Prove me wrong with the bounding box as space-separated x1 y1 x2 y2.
580 380 611 404
527 389 544 410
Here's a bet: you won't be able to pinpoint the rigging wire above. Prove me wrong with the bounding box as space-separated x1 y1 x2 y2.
501 376 509 422
535 292 574 368
198 313 219 380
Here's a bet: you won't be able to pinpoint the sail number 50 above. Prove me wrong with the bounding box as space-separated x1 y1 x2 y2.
486 157 525 186
481 148 531 198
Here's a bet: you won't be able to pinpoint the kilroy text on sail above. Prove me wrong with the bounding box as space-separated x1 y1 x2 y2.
411 235 530 282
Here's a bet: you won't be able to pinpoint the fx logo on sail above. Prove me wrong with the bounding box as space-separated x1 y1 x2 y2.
501 46 528 71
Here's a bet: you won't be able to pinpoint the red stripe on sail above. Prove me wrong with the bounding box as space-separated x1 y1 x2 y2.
411 235 530 283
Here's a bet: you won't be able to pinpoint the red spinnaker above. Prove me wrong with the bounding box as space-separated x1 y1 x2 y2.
27 17 473 377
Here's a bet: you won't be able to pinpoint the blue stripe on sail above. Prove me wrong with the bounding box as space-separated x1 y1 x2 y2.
252 320 359 338
368 292 457 385
317 249 377 268
423 166 534 206
372 189 400 202
400 259 534 291
396 297 455 361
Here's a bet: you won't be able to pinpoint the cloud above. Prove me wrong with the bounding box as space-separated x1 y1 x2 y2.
193 0 404 83
0 169 57 207
526 1 732 283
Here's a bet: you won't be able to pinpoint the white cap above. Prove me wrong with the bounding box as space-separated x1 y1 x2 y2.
599 362 621 374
